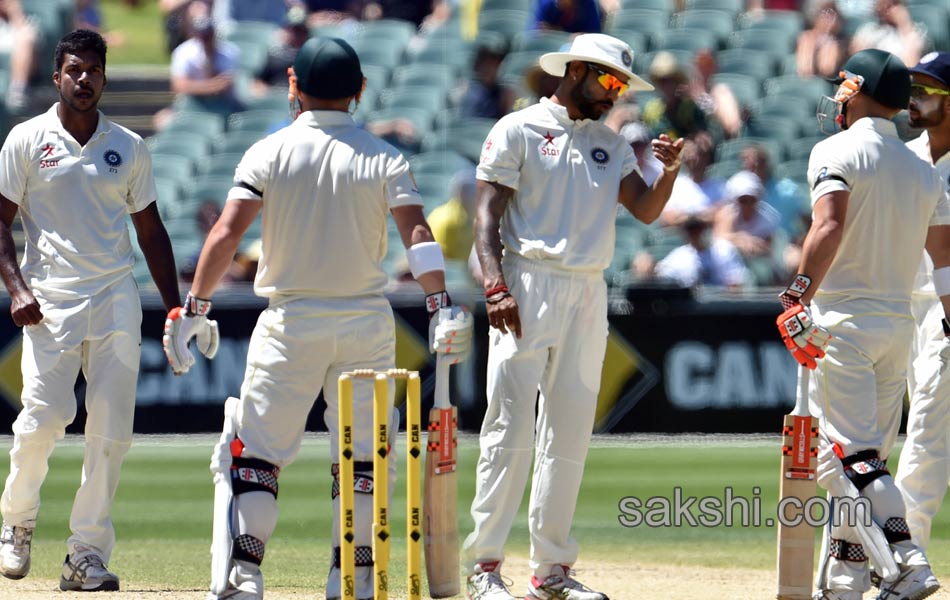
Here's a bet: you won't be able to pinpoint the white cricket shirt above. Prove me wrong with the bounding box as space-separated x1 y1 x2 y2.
476 97 640 272
228 110 421 300
807 117 950 303
0 104 156 298
907 131 950 297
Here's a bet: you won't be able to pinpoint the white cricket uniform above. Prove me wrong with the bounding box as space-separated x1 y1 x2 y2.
895 131 950 550
805 117 949 592
464 97 640 577
0 104 156 561
210 109 421 588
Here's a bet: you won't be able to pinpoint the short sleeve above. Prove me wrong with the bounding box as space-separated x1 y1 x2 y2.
930 184 950 227
620 140 642 180
476 115 524 190
169 42 190 78
807 139 853 205
127 137 158 213
228 137 274 201
0 125 29 205
386 151 423 208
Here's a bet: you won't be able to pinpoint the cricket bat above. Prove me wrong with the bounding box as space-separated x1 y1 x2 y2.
776 367 819 600
423 353 460 598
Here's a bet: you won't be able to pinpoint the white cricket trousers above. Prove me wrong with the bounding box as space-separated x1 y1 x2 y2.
809 298 927 592
895 294 950 550
217 297 398 559
1 276 141 561
463 254 608 578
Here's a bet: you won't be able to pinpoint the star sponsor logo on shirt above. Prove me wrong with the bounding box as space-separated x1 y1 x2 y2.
103 149 123 173
38 143 60 169
540 131 560 157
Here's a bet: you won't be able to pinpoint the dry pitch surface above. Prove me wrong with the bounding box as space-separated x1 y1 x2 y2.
0 559 949 599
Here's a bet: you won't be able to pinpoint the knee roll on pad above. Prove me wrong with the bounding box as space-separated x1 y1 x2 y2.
333 545 374 568
232 456 280 498
233 534 266 565
841 450 889 492
829 538 867 562
330 462 374 500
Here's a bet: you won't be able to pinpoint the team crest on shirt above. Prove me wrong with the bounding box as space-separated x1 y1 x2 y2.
590 147 609 167
103 150 122 173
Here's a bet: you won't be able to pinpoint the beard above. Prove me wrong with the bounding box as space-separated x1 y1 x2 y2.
908 105 946 129
569 72 611 120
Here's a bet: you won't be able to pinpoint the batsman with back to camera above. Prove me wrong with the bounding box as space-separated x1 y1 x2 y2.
0 29 182 592
895 51 950 554
775 49 949 600
161 37 473 600
464 33 684 600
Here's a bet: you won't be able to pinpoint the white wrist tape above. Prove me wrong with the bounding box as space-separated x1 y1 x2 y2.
935 266 950 296
407 241 445 278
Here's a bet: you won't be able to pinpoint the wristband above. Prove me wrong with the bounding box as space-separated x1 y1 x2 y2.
407 242 445 279
185 292 212 317
934 266 950 296
485 284 509 298
425 291 450 315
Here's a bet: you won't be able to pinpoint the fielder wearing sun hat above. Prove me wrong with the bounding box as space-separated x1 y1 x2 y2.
538 33 653 91
909 51 950 87
292 36 364 100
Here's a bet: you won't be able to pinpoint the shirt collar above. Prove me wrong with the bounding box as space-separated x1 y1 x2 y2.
45 103 112 144
849 116 899 138
295 109 356 128
540 96 595 127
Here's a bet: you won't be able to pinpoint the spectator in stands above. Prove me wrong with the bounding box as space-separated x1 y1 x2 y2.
713 170 779 260
796 1 847 79
459 33 516 120
160 0 209 54
363 0 447 27
305 0 366 28
655 215 748 288
169 12 243 114
533 0 602 34
851 0 928 68
739 143 809 238
642 51 708 140
0 0 37 112
745 0 803 13
689 49 742 139
659 131 724 227
512 61 562 111
214 0 296 36
620 121 662 186
256 6 310 89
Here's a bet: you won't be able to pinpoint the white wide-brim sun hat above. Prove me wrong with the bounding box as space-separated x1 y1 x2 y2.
539 33 654 92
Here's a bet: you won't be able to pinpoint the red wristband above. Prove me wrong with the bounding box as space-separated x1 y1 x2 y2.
485 285 509 298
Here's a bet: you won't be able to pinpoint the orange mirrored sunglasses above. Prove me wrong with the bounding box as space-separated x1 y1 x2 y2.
586 63 629 96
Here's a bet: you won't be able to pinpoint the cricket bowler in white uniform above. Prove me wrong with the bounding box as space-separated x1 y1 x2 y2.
161 37 472 600
464 33 684 600
894 51 950 553
774 49 949 600
0 30 182 592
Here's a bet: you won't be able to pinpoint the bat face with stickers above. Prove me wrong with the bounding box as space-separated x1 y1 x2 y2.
776 368 819 600
424 354 460 598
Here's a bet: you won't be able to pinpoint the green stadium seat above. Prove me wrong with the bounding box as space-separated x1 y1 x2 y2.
378 86 447 113
787 136 825 161
643 227 686 261
717 49 776 82
672 9 737 38
164 112 226 138
421 120 495 163
499 51 544 85
351 88 379 123
242 89 291 113
709 73 760 108
350 38 407 69
227 110 285 134
774 159 810 184
908 5 950 49
197 153 244 178
620 0 672 13
478 10 532 40
231 39 270 75
737 10 805 36
716 136 785 163
745 115 801 142
511 31 572 54
410 38 474 71
225 21 280 46
148 133 211 161
727 29 796 56
163 216 200 240
706 159 742 180
635 49 694 75
413 173 454 209
154 180 186 221
361 64 392 90
609 29 649 57
392 64 457 89
215 131 264 155
355 19 417 46
482 0 532 11
409 151 475 177
650 27 720 53
752 96 814 122
365 107 434 138
763 75 832 106
685 0 743 13
151 154 195 187
608 9 670 35
187 176 236 205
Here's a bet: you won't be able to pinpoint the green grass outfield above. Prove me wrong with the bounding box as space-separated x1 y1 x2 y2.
0 434 947 593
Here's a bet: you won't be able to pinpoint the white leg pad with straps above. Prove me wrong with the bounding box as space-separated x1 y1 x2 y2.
210 397 240 596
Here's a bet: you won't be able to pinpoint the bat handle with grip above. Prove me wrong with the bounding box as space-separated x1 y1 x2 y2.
434 352 451 410
792 366 810 417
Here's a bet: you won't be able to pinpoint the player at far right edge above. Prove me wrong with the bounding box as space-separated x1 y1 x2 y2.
775 48 949 600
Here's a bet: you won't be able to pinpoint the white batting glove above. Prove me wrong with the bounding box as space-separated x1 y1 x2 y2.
163 295 220 375
429 307 474 363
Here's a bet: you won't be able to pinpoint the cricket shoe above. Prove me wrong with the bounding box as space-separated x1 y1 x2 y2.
326 565 374 600
208 561 264 600
525 565 608 600
0 521 33 579
875 565 940 600
467 561 516 600
59 546 119 591
812 590 862 600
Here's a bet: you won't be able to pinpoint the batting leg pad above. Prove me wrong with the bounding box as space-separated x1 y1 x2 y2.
882 518 912 544
333 546 374 568
232 457 280 498
234 534 266 565
331 462 374 500
841 450 890 491
830 539 868 562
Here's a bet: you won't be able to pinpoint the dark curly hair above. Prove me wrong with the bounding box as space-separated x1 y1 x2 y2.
54 29 107 73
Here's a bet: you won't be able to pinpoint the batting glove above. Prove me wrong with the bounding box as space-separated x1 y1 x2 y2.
425 291 474 363
163 293 220 375
777 304 831 370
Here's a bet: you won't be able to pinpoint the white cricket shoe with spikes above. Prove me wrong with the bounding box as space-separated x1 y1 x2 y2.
525 565 608 600
812 589 862 600
59 546 119 592
467 561 516 600
0 522 33 580
875 565 940 600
